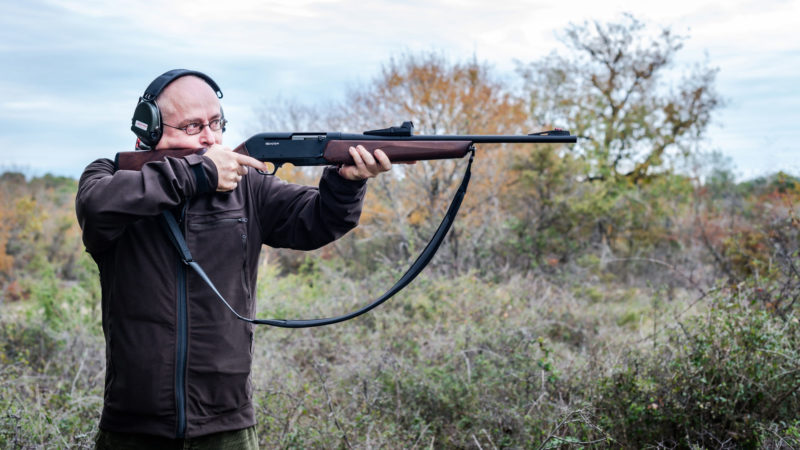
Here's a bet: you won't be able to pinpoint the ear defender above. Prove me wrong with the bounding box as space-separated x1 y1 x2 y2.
130 69 223 150
131 99 162 149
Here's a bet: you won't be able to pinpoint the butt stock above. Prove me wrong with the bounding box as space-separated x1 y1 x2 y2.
115 148 204 171
115 147 247 171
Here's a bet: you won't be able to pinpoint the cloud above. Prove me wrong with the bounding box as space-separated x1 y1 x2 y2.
1 0 798 179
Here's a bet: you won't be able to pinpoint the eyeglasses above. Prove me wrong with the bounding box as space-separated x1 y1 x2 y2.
163 118 227 135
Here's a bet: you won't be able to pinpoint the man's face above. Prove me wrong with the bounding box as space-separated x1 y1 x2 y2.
155 76 224 150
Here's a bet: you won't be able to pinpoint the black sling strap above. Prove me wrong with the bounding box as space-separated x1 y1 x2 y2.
161 150 475 328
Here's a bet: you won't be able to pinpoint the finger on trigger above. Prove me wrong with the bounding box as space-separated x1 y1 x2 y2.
236 153 269 172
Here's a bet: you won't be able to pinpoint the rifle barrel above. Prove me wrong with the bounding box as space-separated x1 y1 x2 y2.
332 133 577 144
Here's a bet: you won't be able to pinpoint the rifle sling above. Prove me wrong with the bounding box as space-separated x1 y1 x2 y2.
161 150 475 328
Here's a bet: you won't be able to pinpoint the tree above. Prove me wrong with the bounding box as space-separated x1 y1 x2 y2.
518 13 720 184
508 14 720 267
256 53 529 275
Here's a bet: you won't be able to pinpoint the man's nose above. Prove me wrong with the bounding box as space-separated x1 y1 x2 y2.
198 124 217 145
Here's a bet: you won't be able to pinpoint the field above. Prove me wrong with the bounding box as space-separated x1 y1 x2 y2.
0 171 797 447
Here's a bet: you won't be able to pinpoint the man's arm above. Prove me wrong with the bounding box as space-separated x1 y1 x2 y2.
252 145 390 250
252 166 366 251
75 154 217 254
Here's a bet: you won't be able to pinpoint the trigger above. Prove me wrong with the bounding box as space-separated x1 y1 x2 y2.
257 163 281 175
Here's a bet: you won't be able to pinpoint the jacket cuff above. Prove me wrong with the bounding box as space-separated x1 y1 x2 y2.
323 166 368 191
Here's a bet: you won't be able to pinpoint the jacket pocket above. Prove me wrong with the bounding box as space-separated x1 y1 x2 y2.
188 216 248 231
185 213 251 316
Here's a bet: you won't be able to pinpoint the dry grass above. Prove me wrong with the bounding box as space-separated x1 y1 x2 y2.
2 256 797 448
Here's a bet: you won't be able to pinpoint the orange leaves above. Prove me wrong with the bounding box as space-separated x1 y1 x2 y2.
267 52 535 273
0 173 82 291
361 53 528 136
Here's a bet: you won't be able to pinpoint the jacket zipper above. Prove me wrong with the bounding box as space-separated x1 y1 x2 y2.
240 232 250 304
175 205 189 438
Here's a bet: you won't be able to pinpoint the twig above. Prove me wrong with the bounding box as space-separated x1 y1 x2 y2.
481 429 498 450
460 350 472 385
768 378 800 422
312 363 352 449
410 422 431 450
633 284 721 345
696 212 736 281
604 257 707 296
279 394 305 444
69 348 87 397
535 409 609 450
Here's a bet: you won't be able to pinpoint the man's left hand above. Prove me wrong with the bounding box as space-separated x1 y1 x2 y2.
337 145 392 181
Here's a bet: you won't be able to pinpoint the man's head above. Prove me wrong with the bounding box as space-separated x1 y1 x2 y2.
130 69 224 150
154 76 225 150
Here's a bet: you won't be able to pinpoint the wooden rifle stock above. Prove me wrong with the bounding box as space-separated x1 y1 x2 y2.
322 140 472 164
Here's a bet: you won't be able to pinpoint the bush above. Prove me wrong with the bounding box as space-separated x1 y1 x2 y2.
592 290 800 448
0 322 103 449
372 333 568 447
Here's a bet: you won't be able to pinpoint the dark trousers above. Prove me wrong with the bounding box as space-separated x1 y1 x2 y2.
94 426 258 450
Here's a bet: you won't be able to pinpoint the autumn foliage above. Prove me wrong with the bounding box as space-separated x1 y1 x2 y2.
257 16 727 280
0 173 89 304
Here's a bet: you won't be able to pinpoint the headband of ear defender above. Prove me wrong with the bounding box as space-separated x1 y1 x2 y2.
131 69 224 149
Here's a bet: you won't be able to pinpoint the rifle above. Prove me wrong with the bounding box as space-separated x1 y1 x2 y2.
115 121 577 172
116 121 577 328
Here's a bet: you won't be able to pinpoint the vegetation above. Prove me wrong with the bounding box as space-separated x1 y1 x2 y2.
2 15 799 449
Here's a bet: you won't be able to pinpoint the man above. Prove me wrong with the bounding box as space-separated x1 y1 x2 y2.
76 70 392 448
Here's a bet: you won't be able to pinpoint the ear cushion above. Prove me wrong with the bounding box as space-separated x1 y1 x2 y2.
130 100 162 148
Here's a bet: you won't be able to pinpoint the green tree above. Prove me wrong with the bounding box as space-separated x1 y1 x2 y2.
509 14 720 268
519 13 720 183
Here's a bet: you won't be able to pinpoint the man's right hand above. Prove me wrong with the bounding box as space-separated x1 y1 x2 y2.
204 144 269 191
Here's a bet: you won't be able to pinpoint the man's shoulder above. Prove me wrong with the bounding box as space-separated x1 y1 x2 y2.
78 158 116 183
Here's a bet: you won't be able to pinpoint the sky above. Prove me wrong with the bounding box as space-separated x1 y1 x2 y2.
1 0 798 180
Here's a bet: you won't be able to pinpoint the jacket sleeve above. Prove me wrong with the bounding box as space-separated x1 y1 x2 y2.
254 166 367 250
75 154 218 254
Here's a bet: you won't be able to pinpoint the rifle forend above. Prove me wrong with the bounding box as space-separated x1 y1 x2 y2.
115 121 577 172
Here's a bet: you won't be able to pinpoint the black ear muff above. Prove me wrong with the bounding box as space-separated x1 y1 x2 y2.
131 69 223 149
131 98 162 149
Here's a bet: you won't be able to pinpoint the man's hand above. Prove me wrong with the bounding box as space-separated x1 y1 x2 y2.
337 145 392 181
204 144 268 191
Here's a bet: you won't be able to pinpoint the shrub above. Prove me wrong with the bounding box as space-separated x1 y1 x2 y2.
592 290 800 448
0 322 103 449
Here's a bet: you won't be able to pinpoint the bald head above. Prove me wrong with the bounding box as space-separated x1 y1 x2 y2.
156 76 221 123
154 75 225 149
